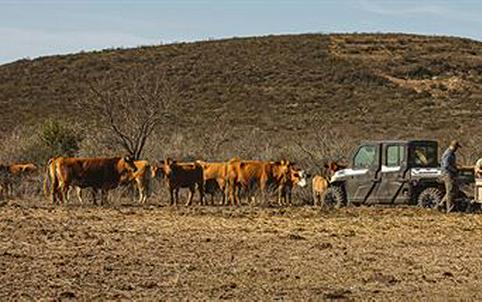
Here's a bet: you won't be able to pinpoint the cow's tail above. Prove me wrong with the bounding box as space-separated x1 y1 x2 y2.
145 163 153 199
43 158 57 200
43 159 52 199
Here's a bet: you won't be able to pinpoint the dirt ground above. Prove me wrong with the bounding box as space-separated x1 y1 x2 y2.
1 201 482 301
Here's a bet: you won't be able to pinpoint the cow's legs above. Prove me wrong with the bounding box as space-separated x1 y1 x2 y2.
186 186 194 206
219 180 227 206
91 189 98 206
259 179 268 205
277 185 284 206
134 179 147 205
104 189 109 205
175 188 180 205
169 188 174 206
50 181 58 205
136 180 144 204
139 179 150 204
59 182 69 205
235 184 241 206
198 182 204 206
0 184 5 200
100 189 108 206
6 182 13 197
284 187 293 206
221 183 227 206
230 179 236 205
229 183 236 206
313 190 318 206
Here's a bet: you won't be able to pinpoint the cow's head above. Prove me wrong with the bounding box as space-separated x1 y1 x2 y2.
272 160 293 179
123 155 137 170
159 158 176 178
324 161 347 177
150 165 162 179
289 167 308 188
118 155 138 183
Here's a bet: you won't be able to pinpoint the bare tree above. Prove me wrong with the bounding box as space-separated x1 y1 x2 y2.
198 113 232 160
84 70 177 159
294 115 354 175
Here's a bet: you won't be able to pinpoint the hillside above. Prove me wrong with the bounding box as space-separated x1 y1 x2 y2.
0 33 481 160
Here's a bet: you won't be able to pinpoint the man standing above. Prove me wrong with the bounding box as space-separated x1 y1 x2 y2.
475 158 482 178
439 140 461 213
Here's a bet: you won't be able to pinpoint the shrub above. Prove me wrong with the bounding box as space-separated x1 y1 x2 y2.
38 119 81 157
0 120 82 165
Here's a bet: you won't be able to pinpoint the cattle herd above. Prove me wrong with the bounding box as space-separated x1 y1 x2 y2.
1 156 341 206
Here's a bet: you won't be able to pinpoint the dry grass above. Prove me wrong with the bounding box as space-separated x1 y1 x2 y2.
1 202 482 300
0 33 481 156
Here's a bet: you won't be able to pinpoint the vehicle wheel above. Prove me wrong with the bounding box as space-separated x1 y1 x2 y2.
322 186 346 209
417 187 443 208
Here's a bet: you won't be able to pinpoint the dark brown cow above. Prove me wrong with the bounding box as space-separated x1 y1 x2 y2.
44 156 137 205
47 159 152 205
196 161 228 205
0 162 38 198
159 159 204 206
324 162 347 177
226 159 296 205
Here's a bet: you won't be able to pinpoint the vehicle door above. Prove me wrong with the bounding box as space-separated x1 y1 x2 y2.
344 143 382 204
376 143 410 204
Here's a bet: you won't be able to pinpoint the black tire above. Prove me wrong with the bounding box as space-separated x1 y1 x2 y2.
417 187 443 208
322 186 346 209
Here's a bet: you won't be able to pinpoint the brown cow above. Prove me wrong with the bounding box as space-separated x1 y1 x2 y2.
227 159 295 206
44 156 137 205
159 159 204 206
312 175 330 206
0 162 38 198
196 161 228 205
46 158 152 205
130 160 152 204
279 166 308 205
311 161 347 206
44 157 98 204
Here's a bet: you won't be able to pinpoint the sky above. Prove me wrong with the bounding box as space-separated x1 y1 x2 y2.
1 0 481 64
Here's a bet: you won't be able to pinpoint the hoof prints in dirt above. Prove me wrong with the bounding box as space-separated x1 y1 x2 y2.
1 205 482 300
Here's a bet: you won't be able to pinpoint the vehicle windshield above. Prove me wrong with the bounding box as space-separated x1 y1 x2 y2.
353 145 378 169
409 143 438 168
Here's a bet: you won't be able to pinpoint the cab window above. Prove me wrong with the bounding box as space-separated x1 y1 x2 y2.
410 144 438 168
386 145 404 167
353 145 378 169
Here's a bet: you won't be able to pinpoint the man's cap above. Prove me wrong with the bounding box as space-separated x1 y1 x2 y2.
450 140 462 148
